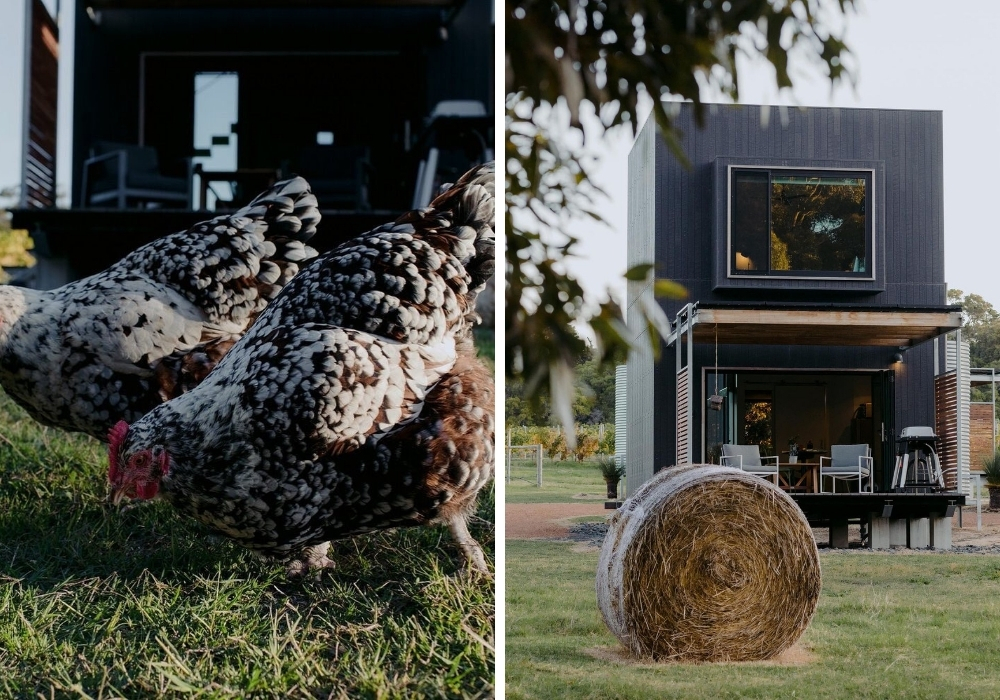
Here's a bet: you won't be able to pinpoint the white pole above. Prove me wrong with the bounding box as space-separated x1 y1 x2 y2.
506 430 512 483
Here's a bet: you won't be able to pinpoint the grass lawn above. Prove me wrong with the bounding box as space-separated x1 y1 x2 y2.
0 391 494 698
505 458 610 504
507 540 1000 699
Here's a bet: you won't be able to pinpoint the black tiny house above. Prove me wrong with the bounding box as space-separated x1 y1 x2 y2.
626 103 963 501
14 0 493 286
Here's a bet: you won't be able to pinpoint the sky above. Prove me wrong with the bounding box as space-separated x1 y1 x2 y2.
553 0 1000 320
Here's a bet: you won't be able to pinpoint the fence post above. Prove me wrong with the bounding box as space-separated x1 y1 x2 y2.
537 447 543 487
506 431 512 483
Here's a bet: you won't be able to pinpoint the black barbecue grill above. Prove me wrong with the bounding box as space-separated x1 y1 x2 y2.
891 426 945 492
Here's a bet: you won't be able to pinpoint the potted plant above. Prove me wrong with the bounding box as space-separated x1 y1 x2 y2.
597 456 626 499
982 449 1000 509
788 436 800 464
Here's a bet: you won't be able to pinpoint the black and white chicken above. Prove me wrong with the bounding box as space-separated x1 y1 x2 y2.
108 162 495 575
0 178 319 440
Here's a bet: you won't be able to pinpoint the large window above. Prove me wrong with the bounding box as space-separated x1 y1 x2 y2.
729 167 873 278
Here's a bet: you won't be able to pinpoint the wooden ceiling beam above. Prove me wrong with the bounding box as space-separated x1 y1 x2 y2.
676 307 962 347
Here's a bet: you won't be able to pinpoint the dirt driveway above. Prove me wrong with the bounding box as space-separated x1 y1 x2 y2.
507 501 1000 546
505 503 611 540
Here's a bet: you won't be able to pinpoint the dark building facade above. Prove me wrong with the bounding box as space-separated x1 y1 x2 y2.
15 0 493 286
626 103 962 495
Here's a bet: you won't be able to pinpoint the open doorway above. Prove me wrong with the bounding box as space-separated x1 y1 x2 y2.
704 370 892 486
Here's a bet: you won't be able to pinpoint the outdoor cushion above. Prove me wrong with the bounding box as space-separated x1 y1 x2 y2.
721 444 773 470
826 444 871 473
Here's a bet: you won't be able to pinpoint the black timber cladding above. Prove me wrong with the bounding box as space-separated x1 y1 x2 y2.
627 104 949 488
655 104 945 306
69 0 493 209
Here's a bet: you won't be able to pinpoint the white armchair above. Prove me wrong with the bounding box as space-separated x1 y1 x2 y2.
820 444 874 493
720 444 782 487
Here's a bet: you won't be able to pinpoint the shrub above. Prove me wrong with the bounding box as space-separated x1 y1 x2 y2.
509 423 614 461
983 449 1000 485
596 455 625 480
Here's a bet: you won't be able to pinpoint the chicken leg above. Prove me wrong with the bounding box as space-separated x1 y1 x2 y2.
286 541 335 578
447 514 489 573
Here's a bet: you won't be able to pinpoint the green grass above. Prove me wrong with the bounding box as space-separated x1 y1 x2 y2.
505 459 610 504
473 328 494 369
506 540 1000 699
0 391 494 698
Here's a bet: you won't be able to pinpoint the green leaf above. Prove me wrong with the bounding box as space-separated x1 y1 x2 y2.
505 0 857 406
654 279 687 299
623 263 655 281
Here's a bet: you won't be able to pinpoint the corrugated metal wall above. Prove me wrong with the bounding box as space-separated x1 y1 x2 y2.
626 117 657 494
614 364 627 471
937 339 970 491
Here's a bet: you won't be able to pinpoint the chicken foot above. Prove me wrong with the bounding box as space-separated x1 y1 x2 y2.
447 514 489 573
286 541 335 578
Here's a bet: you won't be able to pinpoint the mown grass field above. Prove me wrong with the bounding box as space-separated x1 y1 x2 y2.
507 540 1000 699
505 457 611 504
0 390 494 698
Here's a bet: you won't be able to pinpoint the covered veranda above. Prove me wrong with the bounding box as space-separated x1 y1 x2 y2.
665 302 967 548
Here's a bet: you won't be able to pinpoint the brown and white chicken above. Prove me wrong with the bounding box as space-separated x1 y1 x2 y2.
0 178 319 440
108 162 495 575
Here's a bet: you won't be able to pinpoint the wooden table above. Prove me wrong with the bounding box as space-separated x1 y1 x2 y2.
780 462 820 493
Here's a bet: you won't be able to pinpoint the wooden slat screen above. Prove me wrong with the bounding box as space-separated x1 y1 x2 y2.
970 403 994 473
676 366 690 465
936 372 958 490
22 0 59 209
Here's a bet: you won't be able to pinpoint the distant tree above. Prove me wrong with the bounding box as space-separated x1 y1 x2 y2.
948 289 1000 369
0 198 36 283
507 339 622 427
949 289 999 333
575 356 618 424
505 378 552 427
506 0 857 431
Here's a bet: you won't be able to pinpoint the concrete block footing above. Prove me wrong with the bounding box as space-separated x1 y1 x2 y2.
866 515 952 551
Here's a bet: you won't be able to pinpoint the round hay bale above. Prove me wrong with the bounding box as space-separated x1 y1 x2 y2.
596 464 820 662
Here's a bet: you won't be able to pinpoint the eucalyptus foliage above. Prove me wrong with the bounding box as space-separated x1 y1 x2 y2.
505 0 857 429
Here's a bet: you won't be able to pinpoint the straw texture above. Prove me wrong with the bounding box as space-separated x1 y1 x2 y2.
596 465 821 662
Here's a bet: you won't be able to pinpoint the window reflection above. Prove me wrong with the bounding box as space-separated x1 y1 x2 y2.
731 169 870 277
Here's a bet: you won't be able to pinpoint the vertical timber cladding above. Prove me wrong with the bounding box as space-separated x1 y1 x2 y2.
970 403 995 473
21 0 59 208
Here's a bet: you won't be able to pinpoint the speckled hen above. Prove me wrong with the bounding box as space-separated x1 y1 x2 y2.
0 178 319 440
108 162 495 575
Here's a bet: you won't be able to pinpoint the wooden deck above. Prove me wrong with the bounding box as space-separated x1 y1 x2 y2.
789 491 965 525
791 491 968 549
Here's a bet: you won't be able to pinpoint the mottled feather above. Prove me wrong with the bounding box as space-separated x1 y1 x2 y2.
0 177 320 439
111 162 496 573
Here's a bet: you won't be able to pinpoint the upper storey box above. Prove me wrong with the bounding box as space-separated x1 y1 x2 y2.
639 103 944 305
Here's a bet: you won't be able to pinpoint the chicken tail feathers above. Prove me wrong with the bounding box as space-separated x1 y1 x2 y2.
235 175 321 246
401 161 495 322
237 176 321 294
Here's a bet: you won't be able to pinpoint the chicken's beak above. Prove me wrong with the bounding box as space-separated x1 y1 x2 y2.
110 486 127 506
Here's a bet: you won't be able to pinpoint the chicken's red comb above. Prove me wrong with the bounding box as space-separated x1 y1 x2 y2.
108 420 129 481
